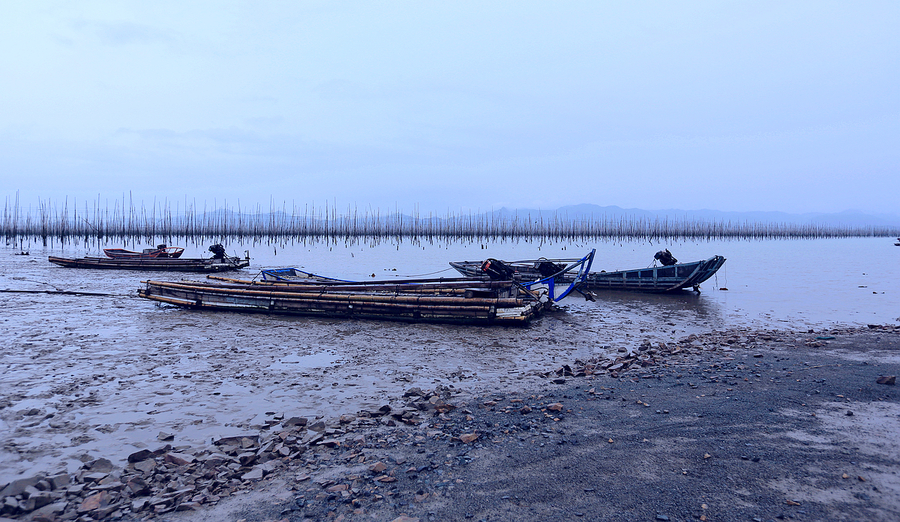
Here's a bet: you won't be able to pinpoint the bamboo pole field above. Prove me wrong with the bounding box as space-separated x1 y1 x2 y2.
3 195 898 248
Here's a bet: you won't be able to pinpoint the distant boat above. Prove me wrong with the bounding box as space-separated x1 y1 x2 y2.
49 245 249 273
451 252 725 293
103 244 184 259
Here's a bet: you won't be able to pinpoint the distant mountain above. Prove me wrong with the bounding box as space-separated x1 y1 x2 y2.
491 205 900 228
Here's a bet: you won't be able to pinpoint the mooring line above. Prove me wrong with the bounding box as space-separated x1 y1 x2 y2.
0 289 131 297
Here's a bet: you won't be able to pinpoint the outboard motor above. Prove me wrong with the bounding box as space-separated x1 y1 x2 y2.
209 244 227 260
654 249 678 266
536 260 565 278
481 258 515 280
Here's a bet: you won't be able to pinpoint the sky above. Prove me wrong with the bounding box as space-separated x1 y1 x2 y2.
1 1 898 216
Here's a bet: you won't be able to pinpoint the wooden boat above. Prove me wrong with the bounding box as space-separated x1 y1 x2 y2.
138 250 595 325
49 245 250 273
262 250 595 303
139 278 549 325
103 244 184 259
450 252 725 293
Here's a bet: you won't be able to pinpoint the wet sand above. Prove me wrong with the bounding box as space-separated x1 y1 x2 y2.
161 325 900 522
3 325 897 521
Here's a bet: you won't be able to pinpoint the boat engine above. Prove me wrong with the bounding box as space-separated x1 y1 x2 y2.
654 249 678 266
209 244 227 260
481 258 515 280
536 260 565 278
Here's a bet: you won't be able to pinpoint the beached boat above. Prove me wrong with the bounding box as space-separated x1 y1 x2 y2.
138 250 595 325
262 250 595 303
49 245 250 273
450 252 725 293
139 278 548 325
103 244 184 259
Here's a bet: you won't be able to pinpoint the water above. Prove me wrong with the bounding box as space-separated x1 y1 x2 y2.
1 237 897 483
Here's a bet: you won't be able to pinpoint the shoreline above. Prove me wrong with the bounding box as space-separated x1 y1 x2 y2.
2 324 899 521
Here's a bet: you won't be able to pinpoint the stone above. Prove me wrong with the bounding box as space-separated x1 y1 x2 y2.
28 500 67 521
134 459 157 474
876 375 896 385
158 432 175 441
459 433 479 444
23 492 53 512
0 476 44 498
86 458 114 473
48 474 70 490
241 468 264 481
368 462 387 474
127 449 153 463
77 491 110 513
165 452 196 466
81 472 108 483
283 416 308 427
126 477 151 497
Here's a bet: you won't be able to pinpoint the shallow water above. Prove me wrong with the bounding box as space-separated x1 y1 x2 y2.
1 237 897 483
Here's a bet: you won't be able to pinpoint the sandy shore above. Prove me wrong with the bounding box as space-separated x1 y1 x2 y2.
6 324 896 522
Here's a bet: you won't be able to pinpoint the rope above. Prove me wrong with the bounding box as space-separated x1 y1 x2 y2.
0 289 130 297
393 267 457 278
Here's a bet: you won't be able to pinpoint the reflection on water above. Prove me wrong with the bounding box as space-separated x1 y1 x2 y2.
0 237 897 482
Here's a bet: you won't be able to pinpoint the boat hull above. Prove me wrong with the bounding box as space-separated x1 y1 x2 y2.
451 255 725 293
138 279 548 325
49 256 250 272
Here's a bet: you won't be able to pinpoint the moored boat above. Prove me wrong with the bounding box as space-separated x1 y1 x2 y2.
139 278 548 325
49 245 249 273
103 244 185 259
138 250 595 325
451 252 725 293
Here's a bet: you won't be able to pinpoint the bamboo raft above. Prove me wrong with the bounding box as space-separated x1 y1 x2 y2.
138 277 552 325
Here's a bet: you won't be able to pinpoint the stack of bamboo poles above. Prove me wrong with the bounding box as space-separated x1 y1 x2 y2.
138 277 549 326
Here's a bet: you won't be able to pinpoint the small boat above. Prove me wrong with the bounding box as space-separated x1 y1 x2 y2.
103 244 184 259
263 250 595 303
49 245 250 273
138 250 595 325
451 251 725 293
139 278 547 325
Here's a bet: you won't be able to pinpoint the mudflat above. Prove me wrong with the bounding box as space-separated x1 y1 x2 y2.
159 326 899 522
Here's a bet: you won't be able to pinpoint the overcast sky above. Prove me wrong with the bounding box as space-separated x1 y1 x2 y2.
1 1 897 215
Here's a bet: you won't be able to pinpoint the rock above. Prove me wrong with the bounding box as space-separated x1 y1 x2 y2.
23 491 53 512
404 387 425 397
177 501 202 511
242 467 265 481
284 416 308 427
81 472 109 483
308 421 327 432
459 433 479 444
547 403 564 412
47 473 70 490
126 477 151 496
158 431 175 441
165 452 196 466
27 500 66 521
876 375 896 385
213 434 259 447
127 449 153 463
368 462 387 474
0 476 44 498
78 491 110 513
133 459 157 474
